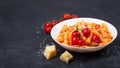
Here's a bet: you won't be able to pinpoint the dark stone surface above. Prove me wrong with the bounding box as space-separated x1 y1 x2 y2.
0 0 120 68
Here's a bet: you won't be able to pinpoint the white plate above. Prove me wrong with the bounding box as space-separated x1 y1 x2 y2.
51 18 118 53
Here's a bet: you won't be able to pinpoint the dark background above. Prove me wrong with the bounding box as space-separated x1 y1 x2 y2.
0 0 120 68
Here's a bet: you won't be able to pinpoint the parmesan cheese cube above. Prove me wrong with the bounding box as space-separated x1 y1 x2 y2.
59 51 73 64
44 45 57 60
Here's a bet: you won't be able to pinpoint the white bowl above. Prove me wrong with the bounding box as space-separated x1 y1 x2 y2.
51 18 118 53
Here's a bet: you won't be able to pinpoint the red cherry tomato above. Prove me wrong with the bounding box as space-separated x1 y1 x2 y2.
51 20 57 27
82 28 91 37
71 31 81 45
44 22 52 34
63 13 71 19
44 26 51 34
71 14 78 18
44 22 51 27
72 31 80 38
72 37 79 45
91 34 101 43
77 39 85 46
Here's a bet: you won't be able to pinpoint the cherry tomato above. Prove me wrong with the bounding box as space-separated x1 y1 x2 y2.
72 37 79 45
44 26 51 34
51 20 57 27
91 34 101 43
63 13 71 19
77 39 85 46
44 22 51 27
71 14 78 18
44 22 52 34
82 28 91 37
72 31 80 38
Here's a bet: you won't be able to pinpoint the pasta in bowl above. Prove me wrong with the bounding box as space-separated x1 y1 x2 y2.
51 18 118 53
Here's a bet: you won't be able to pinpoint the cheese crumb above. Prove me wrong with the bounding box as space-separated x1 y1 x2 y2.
44 45 57 60
60 51 73 64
